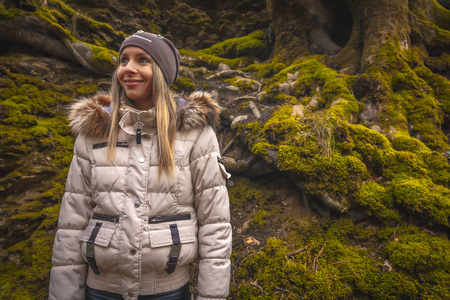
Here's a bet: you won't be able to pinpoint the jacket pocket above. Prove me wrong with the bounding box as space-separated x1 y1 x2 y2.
80 223 115 247
80 215 119 273
141 214 198 272
80 214 118 246
149 224 196 247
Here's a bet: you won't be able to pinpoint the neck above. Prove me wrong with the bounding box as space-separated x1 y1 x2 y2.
132 99 154 111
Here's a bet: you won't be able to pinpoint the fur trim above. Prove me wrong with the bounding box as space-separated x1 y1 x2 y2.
177 91 221 131
68 93 112 139
68 91 220 138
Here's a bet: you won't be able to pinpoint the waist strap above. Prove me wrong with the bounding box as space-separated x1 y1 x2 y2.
86 222 102 275
166 224 181 274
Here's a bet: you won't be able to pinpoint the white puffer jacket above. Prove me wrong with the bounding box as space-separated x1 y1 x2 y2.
49 92 232 300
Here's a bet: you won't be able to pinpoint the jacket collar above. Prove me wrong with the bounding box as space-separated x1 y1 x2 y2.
118 106 156 136
68 91 221 139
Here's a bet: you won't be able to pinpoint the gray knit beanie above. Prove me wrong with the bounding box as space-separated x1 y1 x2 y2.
119 31 181 86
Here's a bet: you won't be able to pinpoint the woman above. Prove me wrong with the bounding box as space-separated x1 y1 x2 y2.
49 31 232 300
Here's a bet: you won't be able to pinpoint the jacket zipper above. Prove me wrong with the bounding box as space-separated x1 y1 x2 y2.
93 214 120 224
148 214 191 224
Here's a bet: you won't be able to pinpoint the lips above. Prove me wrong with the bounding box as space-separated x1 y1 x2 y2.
124 79 144 86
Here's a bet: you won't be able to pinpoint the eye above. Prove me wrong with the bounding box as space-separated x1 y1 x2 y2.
139 57 151 63
120 56 129 64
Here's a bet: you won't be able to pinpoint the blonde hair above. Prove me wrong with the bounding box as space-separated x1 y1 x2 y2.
107 62 177 175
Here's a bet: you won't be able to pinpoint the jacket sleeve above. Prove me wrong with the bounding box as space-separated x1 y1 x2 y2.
190 126 232 300
49 134 94 300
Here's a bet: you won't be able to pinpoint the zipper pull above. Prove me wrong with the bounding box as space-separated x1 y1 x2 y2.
133 112 144 145
136 128 141 144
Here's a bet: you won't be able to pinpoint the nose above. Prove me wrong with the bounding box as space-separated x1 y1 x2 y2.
124 60 137 73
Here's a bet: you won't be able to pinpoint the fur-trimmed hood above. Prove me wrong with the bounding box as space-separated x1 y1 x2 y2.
68 91 221 139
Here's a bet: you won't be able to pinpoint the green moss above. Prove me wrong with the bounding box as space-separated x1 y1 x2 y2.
293 59 356 103
83 16 116 36
391 178 450 227
228 177 274 209
363 37 450 151
424 53 450 79
35 7 74 40
242 106 370 200
0 4 19 20
391 135 430 153
324 218 356 242
172 76 196 93
371 271 420 299
179 49 254 69
250 141 276 163
348 124 391 176
257 106 304 146
76 84 98 95
231 218 449 299
251 209 270 228
383 226 450 298
278 146 368 198
397 90 447 150
226 76 259 94
356 181 401 222
11 211 43 221
49 0 76 16
419 150 450 187
414 66 450 114
260 58 359 122
242 60 287 78
228 176 449 299
382 149 429 180
0 199 61 299
178 30 271 69
175 4 211 25
89 44 118 65
198 30 271 60
410 0 450 31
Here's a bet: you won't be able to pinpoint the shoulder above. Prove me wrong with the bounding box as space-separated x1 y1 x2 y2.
177 91 221 132
68 93 112 139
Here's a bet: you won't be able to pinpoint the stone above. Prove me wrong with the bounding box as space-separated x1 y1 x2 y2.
245 159 277 177
330 97 345 107
243 219 251 231
308 97 319 108
279 82 293 94
231 115 248 129
370 124 382 132
287 71 299 81
359 100 379 124
218 63 230 71
292 104 305 117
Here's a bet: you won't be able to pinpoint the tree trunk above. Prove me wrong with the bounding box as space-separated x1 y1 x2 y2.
268 0 449 147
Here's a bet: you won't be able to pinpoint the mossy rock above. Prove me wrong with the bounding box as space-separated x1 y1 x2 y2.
172 76 196 93
391 178 450 227
355 181 401 222
226 76 260 94
231 216 450 299
198 30 271 61
242 60 287 78
179 48 255 69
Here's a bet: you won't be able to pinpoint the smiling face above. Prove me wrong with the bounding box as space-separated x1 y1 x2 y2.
117 46 154 110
